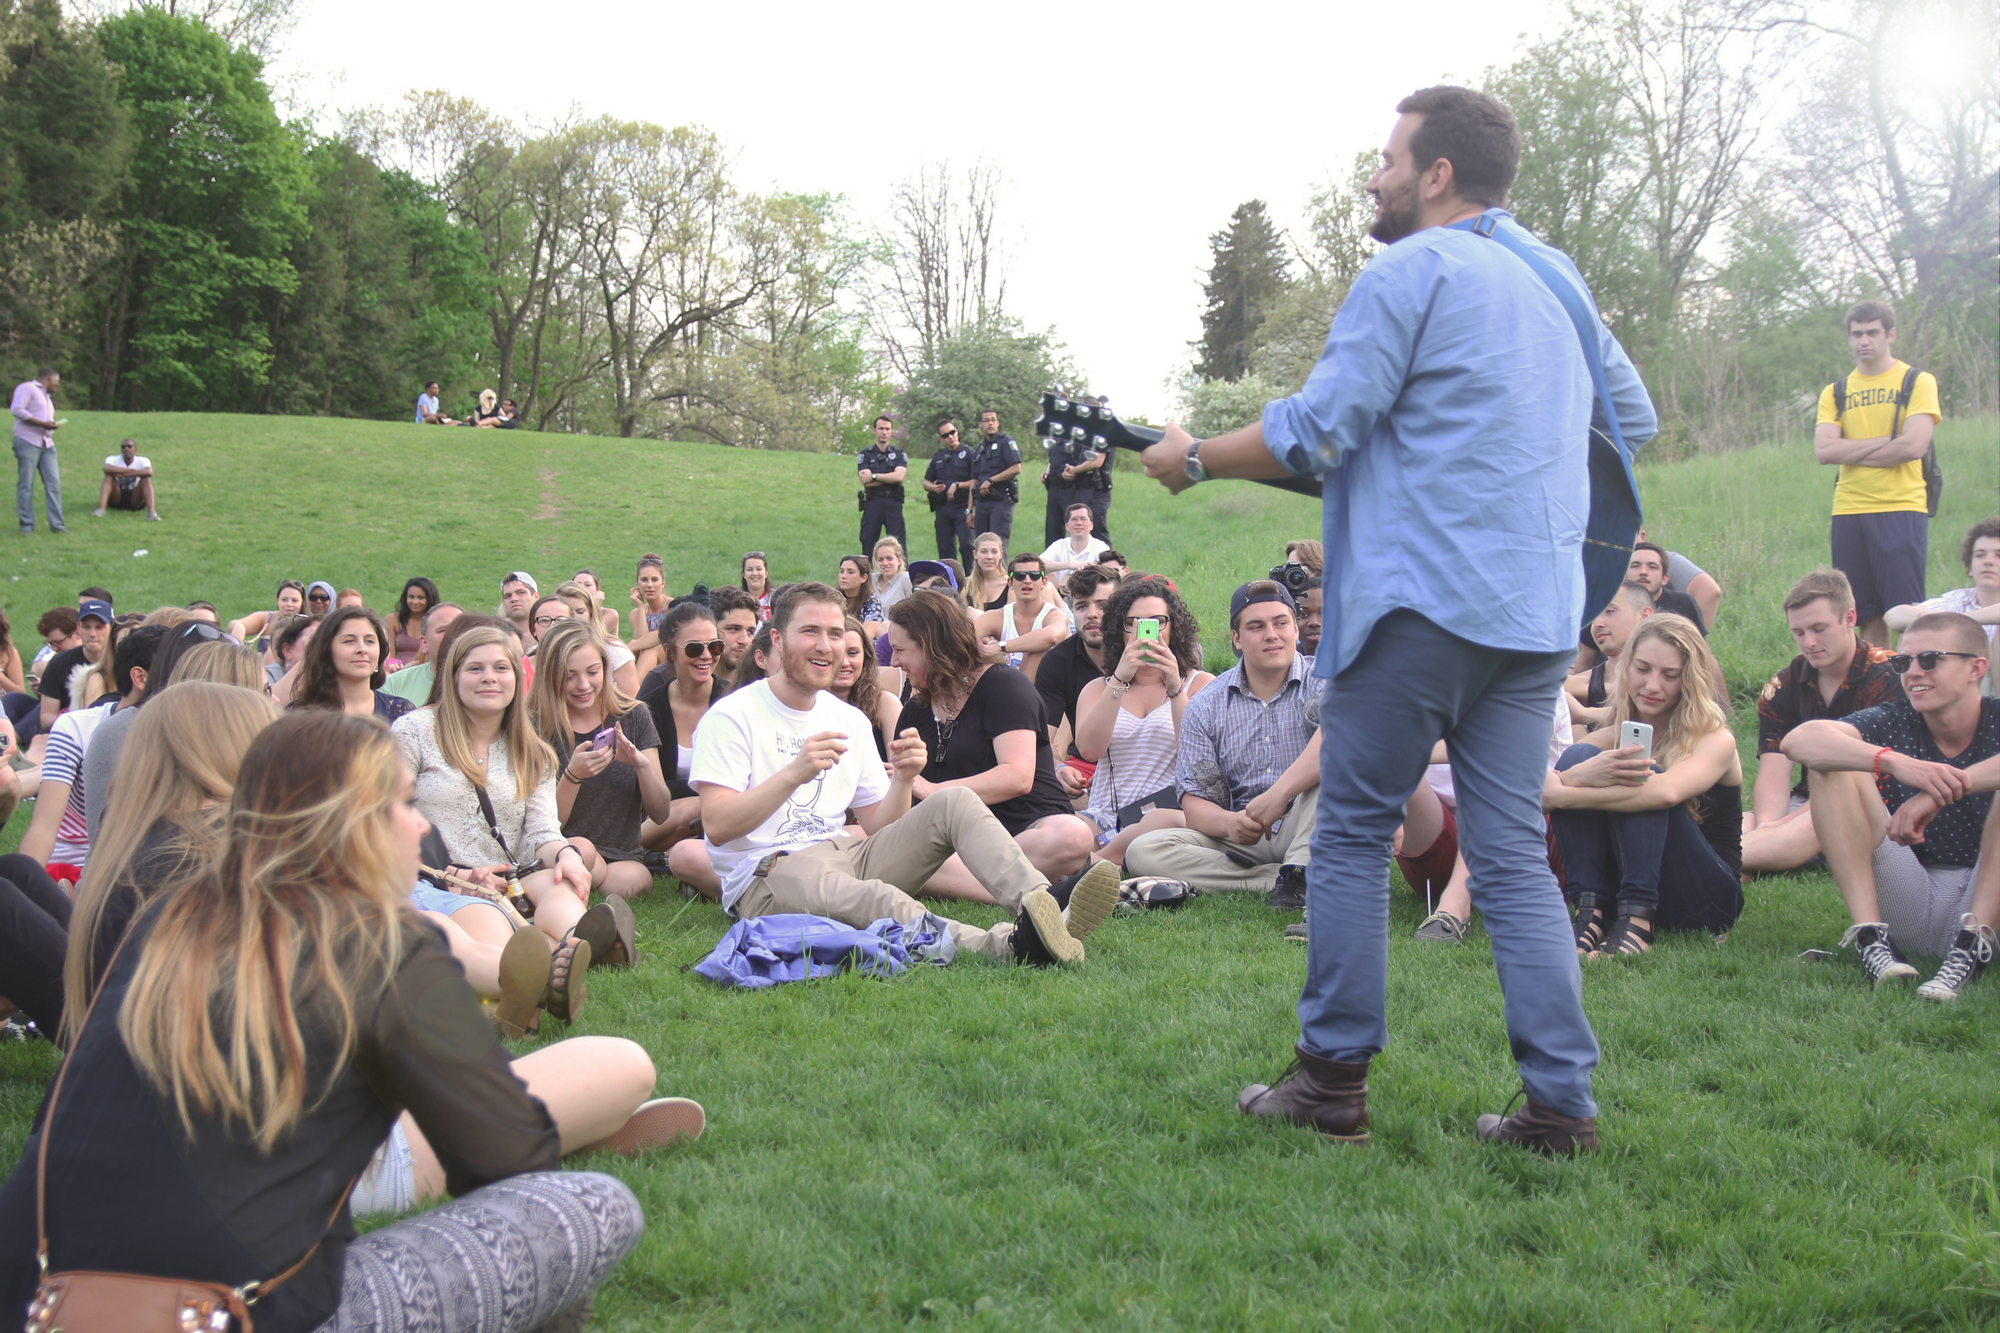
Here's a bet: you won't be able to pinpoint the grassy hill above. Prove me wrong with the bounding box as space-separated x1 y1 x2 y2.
0 412 1994 1330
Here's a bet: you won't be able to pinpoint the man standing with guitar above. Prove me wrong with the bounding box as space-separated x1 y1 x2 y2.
1141 87 1655 1156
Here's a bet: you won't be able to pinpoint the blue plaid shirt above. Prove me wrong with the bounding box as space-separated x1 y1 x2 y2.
1175 653 1319 812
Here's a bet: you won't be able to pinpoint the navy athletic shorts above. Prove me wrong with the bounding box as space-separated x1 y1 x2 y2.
1830 511 1927 620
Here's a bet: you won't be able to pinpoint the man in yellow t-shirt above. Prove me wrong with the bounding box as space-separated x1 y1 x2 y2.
1815 299 1942 648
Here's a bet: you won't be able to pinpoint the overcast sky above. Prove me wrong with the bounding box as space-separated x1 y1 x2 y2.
270 0 1568 421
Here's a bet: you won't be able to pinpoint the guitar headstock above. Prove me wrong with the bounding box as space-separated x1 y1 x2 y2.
1032 388 1164 458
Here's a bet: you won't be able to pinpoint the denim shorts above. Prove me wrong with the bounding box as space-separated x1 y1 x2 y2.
411 883 492 917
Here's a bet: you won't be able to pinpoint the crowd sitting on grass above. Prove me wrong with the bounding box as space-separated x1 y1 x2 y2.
0 510 1991 1324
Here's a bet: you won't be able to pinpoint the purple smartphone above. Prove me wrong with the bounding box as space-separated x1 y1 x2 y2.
590 725 616 751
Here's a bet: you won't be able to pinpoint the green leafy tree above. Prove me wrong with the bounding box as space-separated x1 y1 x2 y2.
893 317 1075 458
95 7 308 408
1194 199 1290 382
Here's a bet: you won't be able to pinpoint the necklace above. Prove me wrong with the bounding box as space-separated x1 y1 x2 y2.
932 700 959 748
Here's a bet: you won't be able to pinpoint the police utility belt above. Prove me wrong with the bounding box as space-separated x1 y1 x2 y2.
978 479 1018 502
858 482 904 507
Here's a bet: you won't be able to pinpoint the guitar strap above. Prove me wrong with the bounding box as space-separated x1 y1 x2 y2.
1447 212 1643 630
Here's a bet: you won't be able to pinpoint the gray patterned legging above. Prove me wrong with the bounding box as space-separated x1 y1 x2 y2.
313 1171 643 1333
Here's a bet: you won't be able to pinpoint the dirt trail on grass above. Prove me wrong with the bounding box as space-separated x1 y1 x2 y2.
535 450 560 557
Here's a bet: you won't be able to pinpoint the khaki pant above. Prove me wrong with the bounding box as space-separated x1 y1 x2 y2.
1122 786 1319 893
730 787 1045 961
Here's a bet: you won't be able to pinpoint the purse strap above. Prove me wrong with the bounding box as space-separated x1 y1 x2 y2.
472 783 518 864
36 928 356 1304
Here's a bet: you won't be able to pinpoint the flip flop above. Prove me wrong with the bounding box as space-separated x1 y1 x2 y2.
595 1097 705 1156
574 899 638 968
543 935 591 1023
493 928 552 1040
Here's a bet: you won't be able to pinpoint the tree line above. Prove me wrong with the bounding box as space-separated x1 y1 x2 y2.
1184 0 1997 454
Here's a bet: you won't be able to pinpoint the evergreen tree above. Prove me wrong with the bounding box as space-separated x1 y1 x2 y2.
1194 200 1289 383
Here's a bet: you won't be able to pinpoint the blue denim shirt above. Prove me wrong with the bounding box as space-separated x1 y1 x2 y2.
1262 209 1656 678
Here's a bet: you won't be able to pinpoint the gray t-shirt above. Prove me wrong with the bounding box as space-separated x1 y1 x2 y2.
557 705 662 856
1665 550 1705 596
81 701 138 846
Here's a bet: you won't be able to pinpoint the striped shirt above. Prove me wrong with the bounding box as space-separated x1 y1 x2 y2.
1174 652 1319 812
43 702 110 867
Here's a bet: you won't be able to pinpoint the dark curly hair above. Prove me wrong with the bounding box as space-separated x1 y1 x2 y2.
1100 575 1202 680
886 590 984 707
292 605 391 706
1961 516 2000 572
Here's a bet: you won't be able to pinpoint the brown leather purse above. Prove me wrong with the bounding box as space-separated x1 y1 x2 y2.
26 936 354 1333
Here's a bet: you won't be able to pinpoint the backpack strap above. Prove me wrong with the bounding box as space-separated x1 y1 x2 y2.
1891 364 1920 441
1832 375 1848 419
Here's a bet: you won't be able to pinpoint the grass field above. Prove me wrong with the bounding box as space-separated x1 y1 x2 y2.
0 411 1995 1329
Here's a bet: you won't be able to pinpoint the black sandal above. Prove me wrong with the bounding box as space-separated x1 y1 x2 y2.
1595 912 1654 958
1571 892 1609 954
543 934 591 1022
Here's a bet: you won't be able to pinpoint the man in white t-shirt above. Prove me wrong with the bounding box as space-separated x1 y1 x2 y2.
1039 504 1111 587
92 438 158 520
689 582 1119 965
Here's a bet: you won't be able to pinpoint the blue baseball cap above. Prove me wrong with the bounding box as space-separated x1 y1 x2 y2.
77 599 113 624
1229 581 1297 629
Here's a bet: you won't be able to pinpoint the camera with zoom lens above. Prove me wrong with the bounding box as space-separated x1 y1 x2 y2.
1268 561 1313 593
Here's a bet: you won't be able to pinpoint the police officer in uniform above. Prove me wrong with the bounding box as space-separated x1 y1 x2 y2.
1084 436 1112 543
922 418 976 565
856 414 908 553
968 408 1021 545
1040 422 1109 545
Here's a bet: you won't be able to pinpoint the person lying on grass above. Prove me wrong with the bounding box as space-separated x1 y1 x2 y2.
688 581 1119 968
1545 614 1744 957
1782 610 1998 999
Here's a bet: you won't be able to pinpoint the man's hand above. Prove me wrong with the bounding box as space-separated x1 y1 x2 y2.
1886 792 1939 846
1142 422 1197 495
1241 785 1289 838
979 478 992 495
1061 464 1077 481
1882 751 1970 807
1226 807 1269 845
887 728 927 782
1057 763 1089 798
859 468 874 484
784 731 849 786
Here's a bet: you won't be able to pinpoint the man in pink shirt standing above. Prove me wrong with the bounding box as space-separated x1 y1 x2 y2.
9 367 66 534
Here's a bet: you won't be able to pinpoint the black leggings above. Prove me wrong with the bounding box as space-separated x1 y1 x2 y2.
1550 746 1742 934
0 854 72 1034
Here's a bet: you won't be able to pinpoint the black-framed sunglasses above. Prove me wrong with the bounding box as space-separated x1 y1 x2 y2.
307 592 331 603
1890 650 1982 674
1010 569 1045 581
938 428 958 439
682 639 726 660
178 620 238 647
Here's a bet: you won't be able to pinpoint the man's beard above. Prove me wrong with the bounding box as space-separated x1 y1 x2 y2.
778 645 833 693
1368 179 1421 244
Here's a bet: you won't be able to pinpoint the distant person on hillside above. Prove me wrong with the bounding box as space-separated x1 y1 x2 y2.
10 365 66 534
1887 516 2000 666
92 437 159 520
415 379 457 424
1783 611 1995 1000
1816 299 1941 647
469 388 507 427
1743 569 1900 876
500 397 522 427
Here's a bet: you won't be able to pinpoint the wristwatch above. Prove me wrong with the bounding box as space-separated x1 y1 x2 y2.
1183 438 1208 484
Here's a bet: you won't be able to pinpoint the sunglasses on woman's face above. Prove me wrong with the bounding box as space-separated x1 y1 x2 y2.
308 593 331 604
1890 650 1981 674
1010 570 1044 582
682 639 725 660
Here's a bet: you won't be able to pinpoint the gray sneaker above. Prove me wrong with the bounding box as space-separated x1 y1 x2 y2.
1414 910 1468 943
1839 922 1918 987
1917 915 1994 1002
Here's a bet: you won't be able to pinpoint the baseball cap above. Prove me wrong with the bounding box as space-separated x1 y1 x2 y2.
907 560 959 591
503 571 538 593
77 598 113 625
1229 581 1297 628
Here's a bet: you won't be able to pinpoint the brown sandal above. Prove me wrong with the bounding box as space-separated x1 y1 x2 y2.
494 928 552 1040
574 898 638 969
543 934 591 1022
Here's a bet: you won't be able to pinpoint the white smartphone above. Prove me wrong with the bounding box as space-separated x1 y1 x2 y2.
1619 721 1654 760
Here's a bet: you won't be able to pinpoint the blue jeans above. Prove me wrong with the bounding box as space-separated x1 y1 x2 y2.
11 438 61 532
1549 743 1742 933
1300 610 1599 1118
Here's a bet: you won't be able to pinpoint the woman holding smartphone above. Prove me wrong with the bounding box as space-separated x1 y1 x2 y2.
1544 614 1742 957
1074 577 1212 867
529 621 670 901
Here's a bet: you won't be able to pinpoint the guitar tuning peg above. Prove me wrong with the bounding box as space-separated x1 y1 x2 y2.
1075 403 1095 421
1068 425 1088 442
1052 397 1070 415
1091 435 1107 451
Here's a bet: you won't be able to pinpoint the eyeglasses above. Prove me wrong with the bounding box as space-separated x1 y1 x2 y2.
682 639 726 660
1890 650 1982 674
532 614 568 629
1010 570 1045 582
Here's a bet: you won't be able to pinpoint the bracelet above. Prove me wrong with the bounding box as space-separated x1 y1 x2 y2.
1872 746 1894 781
1107 676 1132 696
556 843 584 862
559 768 581 785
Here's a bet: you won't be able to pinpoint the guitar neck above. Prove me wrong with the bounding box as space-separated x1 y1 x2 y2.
1033 391 1322 500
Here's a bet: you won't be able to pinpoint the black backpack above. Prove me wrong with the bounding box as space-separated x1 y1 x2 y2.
1832 365 1941 517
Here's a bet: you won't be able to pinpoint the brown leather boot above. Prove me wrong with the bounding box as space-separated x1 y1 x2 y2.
1474 1090 1598 1157
1236 1046 1369 1142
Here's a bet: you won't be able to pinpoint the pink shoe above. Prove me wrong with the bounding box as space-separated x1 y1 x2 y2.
596 1097 705 1156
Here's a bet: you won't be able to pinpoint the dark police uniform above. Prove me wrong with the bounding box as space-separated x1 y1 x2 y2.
970 431 1021 544
1085 443 1112 543
1041 430 1101 546
857 441 908 552
924 438 976 565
